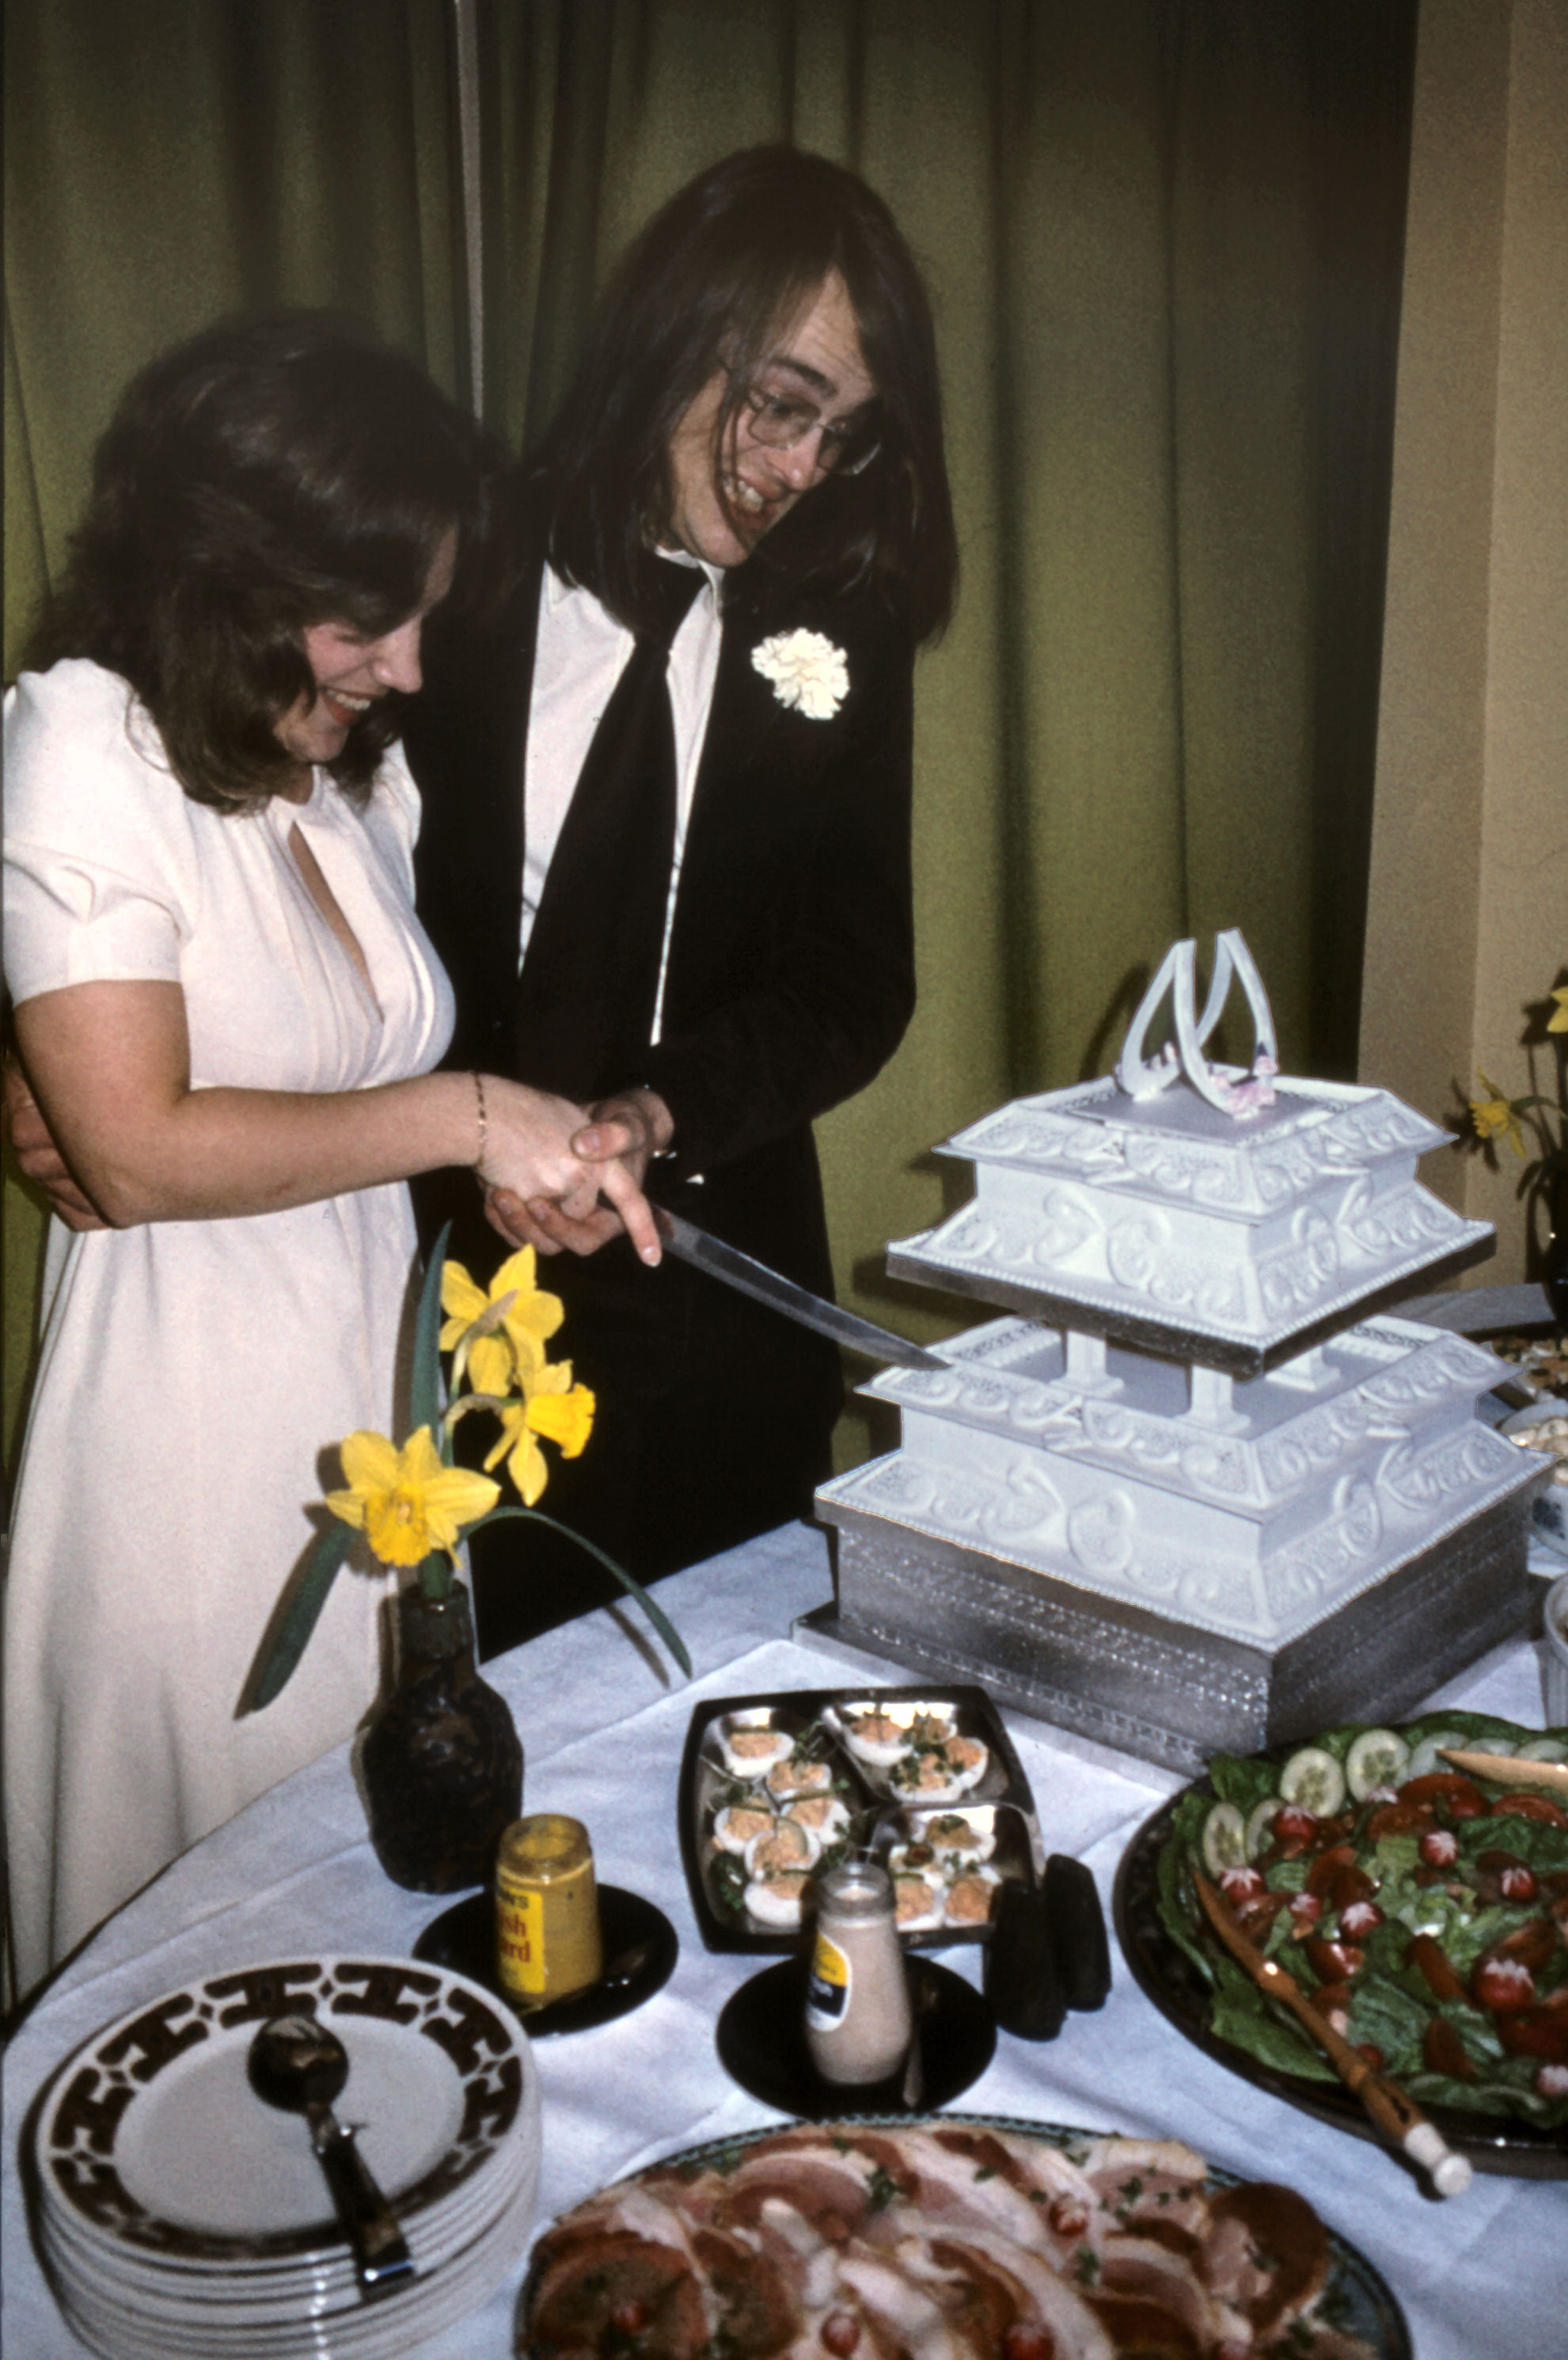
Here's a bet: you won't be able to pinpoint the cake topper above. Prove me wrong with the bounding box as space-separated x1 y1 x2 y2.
1114 929 1279 1118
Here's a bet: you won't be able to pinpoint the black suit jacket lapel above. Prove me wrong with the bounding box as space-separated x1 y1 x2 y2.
408 533 545 1066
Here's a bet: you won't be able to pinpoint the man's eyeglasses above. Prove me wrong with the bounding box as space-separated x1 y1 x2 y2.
737 382 881 477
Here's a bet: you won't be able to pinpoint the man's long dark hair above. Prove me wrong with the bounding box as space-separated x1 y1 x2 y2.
30 316 492 812
537 147 958 644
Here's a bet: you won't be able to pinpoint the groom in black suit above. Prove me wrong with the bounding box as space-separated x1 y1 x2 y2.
404 148 957 1649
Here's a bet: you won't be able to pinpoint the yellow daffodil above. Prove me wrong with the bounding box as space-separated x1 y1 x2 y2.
1549 986 1568 1035
327 1426 499 1567
1469 1071 1525 1155
439 1250 564 1397
484 1363 596 1507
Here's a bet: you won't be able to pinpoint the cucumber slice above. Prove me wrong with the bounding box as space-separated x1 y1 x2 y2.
1245 1796 1283 1860
1201 1802 1248 1876
1517 1737 1568 1763
1279 1746 1346 1816
1344 1727 1410 1800
1404 1729 1471 1781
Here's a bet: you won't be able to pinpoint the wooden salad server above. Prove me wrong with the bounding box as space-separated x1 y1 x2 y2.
1192 1872 1472 2198
1437 1747 1568 1796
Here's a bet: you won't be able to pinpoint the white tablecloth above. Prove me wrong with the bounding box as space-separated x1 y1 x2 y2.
4 1522 1564 2358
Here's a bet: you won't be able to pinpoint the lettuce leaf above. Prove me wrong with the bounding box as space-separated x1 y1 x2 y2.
1154 1711 1568 2130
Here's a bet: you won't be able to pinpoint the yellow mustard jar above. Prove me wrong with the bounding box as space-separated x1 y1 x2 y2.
495 1815 603 2009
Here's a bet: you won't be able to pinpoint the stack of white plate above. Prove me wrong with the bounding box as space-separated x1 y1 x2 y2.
28 1953 541 2359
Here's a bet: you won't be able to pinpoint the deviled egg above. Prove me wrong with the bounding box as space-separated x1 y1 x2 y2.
841 1707 911 1769
711 1802 778 1856
784 1792 852 1845
943 1864 1002 1927
745 1869 814 1930
891 1733 989 1801
765 1753 833 1800
744 1818 821 1880
921 1810 996 1864
892 1872 946 1933
714 1716 794 1780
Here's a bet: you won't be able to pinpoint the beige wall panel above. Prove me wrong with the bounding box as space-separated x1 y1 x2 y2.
1362 0 1566 1279
1468 0 1568 1266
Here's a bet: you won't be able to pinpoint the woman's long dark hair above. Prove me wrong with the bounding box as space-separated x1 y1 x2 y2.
30 316 492 811
537 147 957 644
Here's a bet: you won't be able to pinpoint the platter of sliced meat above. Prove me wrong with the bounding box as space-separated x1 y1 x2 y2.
518 2115 1407 2358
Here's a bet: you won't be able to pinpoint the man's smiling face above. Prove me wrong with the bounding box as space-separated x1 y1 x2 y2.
663 271 876 570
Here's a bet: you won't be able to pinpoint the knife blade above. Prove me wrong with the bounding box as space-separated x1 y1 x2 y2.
652 1207 947 1371
1192 1872 1471 2196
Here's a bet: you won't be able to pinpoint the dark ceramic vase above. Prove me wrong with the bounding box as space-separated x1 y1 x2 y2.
361 1583 522 1892
1541 1156 1568 1324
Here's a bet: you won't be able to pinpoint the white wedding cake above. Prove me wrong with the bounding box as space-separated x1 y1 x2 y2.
814 935 1544 1771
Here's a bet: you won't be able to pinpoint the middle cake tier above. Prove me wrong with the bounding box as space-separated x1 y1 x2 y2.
816 1312 1535 1650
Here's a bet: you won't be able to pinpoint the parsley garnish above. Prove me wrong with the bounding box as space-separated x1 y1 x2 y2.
867 2164 909 2213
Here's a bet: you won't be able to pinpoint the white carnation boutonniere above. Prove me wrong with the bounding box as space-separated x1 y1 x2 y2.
751 628 849 720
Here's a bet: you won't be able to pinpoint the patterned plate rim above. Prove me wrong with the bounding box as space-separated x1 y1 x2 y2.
32 1954 537 2266
523 2111 1410 2360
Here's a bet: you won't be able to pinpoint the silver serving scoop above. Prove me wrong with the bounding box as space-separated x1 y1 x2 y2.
247 2013 416 2299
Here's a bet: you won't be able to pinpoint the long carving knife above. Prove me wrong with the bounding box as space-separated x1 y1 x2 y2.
652 1207 947 1371
1192 1872 1471 2197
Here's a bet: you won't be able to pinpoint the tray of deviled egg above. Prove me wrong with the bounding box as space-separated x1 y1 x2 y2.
678 1685 1043 1951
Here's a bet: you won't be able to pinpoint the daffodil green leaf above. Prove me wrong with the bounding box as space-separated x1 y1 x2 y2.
469 1505 693 1678
411 1220 453 1453
238 1517 357 1714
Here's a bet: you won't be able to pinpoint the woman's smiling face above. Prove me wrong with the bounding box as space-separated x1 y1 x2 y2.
663 272 876 570
273 530 457 777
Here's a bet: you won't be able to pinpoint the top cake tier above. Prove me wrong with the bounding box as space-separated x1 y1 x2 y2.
887 1074 1494 1378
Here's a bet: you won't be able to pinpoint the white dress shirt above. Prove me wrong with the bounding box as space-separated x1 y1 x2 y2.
521 553 724 1044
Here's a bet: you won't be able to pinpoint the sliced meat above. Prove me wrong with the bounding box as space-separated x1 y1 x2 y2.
1200 2180 1330 2335
526 2228 708 2358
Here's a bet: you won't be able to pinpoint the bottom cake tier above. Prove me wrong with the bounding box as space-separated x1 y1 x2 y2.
809 1484 1538 1775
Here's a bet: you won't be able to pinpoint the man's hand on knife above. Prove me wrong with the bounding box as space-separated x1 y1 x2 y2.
482 1088 671 1264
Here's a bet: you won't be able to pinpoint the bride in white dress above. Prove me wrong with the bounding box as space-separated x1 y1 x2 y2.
2 319 660 1997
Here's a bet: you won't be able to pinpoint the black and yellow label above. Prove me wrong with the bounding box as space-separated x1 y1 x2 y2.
495 1883 546 1997
806 1931 850 2025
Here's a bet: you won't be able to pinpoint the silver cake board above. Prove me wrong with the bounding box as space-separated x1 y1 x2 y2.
807 1492 1536 1777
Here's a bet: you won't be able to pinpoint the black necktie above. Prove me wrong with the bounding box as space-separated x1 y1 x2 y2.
514 561 704 1100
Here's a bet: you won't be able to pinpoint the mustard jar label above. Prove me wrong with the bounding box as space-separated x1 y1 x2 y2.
496 1883 548 1998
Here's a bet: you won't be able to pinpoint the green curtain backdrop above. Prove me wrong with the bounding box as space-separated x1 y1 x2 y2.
2 0 468 1480
2 0 1415 1481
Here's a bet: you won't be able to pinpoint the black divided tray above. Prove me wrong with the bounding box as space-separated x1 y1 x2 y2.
678 1682 1041 1954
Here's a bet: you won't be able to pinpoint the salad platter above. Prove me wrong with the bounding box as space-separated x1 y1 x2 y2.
677 1685 1041 1951
1114 1709 1568 2178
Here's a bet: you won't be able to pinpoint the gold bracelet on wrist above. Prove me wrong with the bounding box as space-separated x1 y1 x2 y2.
473 1071 488 1169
